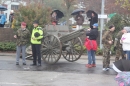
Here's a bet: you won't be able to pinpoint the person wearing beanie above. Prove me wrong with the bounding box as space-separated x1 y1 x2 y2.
85 23 98 68
102 25 115 71
30 20 43 66
14 22 30 65
120 27 130 60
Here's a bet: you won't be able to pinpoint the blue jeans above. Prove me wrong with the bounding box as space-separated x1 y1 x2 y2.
126 51 130 60
87 50 96 64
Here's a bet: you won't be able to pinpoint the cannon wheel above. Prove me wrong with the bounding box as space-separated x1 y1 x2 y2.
62 37 83 62
41 34 62 64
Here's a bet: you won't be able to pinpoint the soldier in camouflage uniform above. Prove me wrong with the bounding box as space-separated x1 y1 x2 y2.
114 30 125 61
102 25 115 71
14 22 30 65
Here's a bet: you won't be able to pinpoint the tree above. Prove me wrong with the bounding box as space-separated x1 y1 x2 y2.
106 14 123 31
84 0 101 14
83 0 130 15
105 0 130 14
14 2 51 32
63 0 76 25
115 0 130 11
106 14 130 35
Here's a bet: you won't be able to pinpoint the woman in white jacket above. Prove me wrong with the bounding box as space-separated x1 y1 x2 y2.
120 27 130 60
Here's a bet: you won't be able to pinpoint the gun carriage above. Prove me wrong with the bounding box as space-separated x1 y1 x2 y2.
26 25 85 64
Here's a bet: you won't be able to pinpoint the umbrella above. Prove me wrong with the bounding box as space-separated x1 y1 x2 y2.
51 9 64 18
112 59 130 72
115 72 130 86
0 5 7 11
71 9 85 15
86 10 98 18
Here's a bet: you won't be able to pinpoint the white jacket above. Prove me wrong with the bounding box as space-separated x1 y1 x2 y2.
120 33 130 51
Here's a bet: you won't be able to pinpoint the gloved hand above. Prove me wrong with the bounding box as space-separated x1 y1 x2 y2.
114 46 117 51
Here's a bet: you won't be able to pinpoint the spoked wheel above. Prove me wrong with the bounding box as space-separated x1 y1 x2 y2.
41 35 62 64
62 37 83 62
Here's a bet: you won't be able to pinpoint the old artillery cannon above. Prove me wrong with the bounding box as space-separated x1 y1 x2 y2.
26 25 85 64
41 25 85 64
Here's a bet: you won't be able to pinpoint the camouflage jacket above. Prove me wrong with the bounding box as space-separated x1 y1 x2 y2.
114 31 123 49
16 28 30 46
102 30 113 49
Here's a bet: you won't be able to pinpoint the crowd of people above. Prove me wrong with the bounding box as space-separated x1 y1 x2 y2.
82 10 130 72
85 23 130 71
13 9 130 71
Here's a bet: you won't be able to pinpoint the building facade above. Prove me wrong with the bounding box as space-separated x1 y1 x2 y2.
2 0 26 23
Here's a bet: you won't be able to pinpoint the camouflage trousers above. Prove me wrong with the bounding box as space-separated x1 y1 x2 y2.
115 48 126 61
103 47 110 68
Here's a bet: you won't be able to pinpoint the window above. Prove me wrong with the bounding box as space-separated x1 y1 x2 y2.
11 5 19 10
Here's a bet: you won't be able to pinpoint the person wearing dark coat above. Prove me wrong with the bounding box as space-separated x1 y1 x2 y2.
75 11 84 30
89 12 98 29
9 10 14 28
51 12 59 25
84 23 98 68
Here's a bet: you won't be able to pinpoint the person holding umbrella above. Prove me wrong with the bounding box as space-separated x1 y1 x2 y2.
75 11 84 30
71 9 84 30
87 10 98 29
51 11 58 25
51 9 64 25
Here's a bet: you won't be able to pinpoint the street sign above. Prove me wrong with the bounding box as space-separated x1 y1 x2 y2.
98 14 107 18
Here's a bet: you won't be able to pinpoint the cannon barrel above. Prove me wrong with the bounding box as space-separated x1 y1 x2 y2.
59 28 85 43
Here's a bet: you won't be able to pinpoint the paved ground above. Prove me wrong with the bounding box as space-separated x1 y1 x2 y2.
0 53 118 86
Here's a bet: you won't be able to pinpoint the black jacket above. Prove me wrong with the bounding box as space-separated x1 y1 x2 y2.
75 14 84 25
89 16 98 29
86 28 98 40
9 13 14 22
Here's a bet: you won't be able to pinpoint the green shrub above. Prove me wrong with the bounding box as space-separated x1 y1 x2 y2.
14 3 51 32
0 42 16 51
74 45 86 53
96 47 103 55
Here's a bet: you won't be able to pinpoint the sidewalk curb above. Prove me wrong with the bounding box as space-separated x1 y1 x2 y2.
0 53 15 56
0 53 115 60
